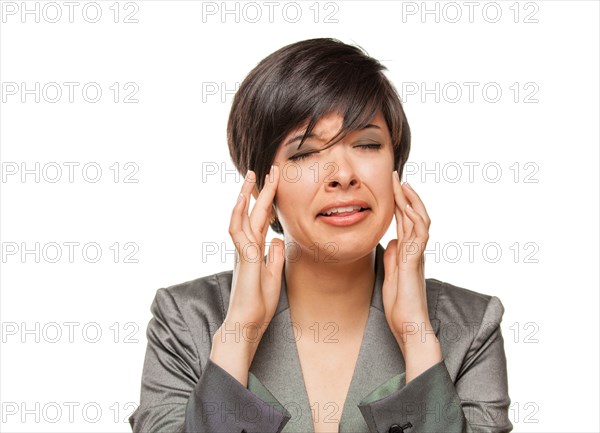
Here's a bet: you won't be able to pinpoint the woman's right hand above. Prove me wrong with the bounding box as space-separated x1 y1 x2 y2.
209 165 286 385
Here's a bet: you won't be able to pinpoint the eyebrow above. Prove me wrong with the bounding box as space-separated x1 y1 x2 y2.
284 124 381 148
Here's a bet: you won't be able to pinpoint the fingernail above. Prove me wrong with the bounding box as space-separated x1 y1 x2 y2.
393 171 400 182
405 203 413 211
403 182 413 190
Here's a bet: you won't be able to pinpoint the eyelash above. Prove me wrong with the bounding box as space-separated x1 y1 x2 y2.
289 144 382 162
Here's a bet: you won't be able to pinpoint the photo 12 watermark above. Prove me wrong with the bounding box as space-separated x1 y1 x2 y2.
200 1 340 24
1 241 140 263
2 82 140 103
2 321 141 344
1 1 140 24
400 1 540 24
2 162 140 184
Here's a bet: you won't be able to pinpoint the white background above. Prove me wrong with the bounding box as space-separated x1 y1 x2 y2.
1 1 598 432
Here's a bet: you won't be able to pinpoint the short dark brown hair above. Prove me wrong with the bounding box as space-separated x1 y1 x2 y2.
227 38 411 235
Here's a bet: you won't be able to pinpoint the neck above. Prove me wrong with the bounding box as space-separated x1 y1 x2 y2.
284 246 376 329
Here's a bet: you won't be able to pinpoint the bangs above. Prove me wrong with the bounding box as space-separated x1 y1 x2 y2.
263 49 390 152
290 77 385 152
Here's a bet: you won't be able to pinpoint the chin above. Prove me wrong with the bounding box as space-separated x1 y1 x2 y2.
313 233 380 260
283 219 383 258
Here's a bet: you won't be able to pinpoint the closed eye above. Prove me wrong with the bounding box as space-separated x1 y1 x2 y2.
356 144 382 150
288 144 382 162
289 151 317 162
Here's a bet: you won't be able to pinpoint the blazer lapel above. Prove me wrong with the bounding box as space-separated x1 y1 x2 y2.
339 245 440 431
248 243 441 433
338 243 404 432
248 262 313 432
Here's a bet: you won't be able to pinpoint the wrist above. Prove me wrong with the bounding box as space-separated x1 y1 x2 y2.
393 319 437 349
398 333 443 384
386 314 441 384
212 324 258 361
210 328 257 386
399 335 442 358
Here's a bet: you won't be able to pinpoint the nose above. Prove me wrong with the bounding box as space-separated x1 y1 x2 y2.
323 147 361 190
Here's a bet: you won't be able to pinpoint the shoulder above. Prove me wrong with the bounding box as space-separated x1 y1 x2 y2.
425 278 507 378
147 270 235 368
154 269 234 323
426 277 505 327
425 278 510 384
426 278 504 323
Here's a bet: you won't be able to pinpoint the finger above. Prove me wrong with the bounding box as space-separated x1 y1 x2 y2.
392 171 410 210
259 221 272 267
382 238 399 306
229 190 248 249
404 204 429 262
256 183 277 259
229 171 258 263
394 204 404 241
401 182 431 228
404 203 428 241
261 203 278 244
265 237 285 276
399 207 416 263
241 170 258 246
260 208 271 243
392 171 410 242
261 238 286 317
395 208 413 259
229 193 253 269
402 206 415 241
250 165 279 237
251 182 270 245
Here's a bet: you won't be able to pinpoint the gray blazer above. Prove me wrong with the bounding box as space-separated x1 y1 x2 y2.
129 243 512 433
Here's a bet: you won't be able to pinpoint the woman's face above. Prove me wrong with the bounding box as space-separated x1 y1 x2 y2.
270 110 396 262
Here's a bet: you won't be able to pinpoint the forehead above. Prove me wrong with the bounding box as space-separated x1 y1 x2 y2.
283 110 388 146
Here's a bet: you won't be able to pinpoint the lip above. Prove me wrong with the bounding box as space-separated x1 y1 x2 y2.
317 200 370 216
316 200 372 228
317 208 371 226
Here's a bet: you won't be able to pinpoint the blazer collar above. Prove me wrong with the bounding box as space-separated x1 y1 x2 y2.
248 242 439 433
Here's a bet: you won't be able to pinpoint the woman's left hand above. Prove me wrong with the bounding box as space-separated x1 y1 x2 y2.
382 171 441 380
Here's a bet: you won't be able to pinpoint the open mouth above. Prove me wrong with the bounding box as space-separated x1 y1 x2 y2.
318 208 370 217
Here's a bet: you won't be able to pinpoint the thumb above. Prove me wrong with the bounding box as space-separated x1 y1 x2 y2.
383 239 398 276
262 238 285 311
266 237 286 281
382 239 399 311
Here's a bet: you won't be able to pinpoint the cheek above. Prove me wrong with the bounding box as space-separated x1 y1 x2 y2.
274 176 311 212
380 152 395 208
374 176 395 214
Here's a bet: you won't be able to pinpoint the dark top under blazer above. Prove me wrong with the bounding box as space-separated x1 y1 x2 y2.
129 243 513 433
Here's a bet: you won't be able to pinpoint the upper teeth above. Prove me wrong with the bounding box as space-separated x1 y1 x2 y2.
322 206 363 216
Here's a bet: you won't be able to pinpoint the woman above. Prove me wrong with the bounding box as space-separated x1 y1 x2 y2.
129 38 512 433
